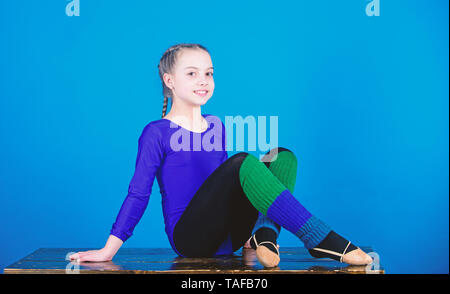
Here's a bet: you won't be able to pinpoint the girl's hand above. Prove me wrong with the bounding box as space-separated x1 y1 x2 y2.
69 248 113 263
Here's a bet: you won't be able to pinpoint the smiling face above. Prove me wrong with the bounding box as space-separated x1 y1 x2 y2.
163 49 215 107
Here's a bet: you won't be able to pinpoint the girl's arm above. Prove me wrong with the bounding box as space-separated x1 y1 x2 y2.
70 124 163 262
109 125 164 242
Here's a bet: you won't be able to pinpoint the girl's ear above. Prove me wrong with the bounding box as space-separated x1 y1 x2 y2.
163 72 174 90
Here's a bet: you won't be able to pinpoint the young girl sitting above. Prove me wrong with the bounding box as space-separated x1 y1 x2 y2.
70 43 372 268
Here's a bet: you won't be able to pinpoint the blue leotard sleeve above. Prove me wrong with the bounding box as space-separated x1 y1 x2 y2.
110 124 164 242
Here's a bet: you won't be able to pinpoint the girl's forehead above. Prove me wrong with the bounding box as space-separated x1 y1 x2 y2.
177 50 212 67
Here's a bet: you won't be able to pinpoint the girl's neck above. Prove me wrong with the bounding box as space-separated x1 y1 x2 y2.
164 99 206 132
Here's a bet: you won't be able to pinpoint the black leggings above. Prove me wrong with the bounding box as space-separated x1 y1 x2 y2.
173 147 292 257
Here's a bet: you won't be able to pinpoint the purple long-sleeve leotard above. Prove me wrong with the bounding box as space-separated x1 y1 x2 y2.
110 114 228 256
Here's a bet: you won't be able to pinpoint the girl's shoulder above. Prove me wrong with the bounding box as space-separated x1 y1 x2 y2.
138 119 167 145
145 117 169 129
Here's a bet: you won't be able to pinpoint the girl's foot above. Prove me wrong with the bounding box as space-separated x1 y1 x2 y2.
248 228 280 268
308 231 373 265
244 238 252 249
341 248 373 265
255 242 280 268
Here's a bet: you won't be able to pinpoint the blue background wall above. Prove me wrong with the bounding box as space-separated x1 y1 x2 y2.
0 0 448 274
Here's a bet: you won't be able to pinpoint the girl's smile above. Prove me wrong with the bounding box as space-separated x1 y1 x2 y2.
193 90 209 97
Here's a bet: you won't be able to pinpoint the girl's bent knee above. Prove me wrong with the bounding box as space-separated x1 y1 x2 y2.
227 152 251 166
231 152 250 158
262 147 297 163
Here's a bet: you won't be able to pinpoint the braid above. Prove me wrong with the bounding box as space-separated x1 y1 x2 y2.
162 96 168 118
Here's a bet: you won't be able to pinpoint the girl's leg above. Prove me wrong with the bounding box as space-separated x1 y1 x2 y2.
238 152 331 249
173 149 293 258
247 148 297 255
173 151 372 264
173 152 259 257
252 147 297 236
240 152 372 265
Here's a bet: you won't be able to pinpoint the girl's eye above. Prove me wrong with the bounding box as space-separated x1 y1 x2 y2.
188 72 214 76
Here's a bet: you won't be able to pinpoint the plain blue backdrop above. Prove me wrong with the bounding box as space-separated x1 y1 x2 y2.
0 1 448 274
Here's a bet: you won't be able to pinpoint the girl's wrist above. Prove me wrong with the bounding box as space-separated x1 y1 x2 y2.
102 234 124 259
100 247 116 259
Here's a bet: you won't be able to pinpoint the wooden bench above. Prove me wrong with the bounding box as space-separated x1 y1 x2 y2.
4 247 384 274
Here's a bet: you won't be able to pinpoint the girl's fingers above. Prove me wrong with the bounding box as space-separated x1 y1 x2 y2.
78 251 91 256
70 250 108 262
78 252 94 259
72 251 89 260
69 253 80 260
77 251 104 262
78 254 91 262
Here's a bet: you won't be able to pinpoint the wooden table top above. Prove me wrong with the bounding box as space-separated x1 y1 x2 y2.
4 247 384 274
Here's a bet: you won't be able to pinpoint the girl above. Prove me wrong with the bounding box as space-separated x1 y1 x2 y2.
70 43 372 267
